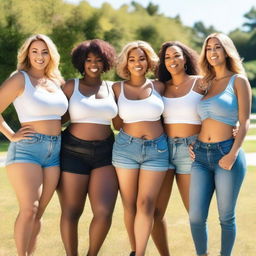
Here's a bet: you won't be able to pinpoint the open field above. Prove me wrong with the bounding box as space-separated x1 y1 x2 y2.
0 166 255 256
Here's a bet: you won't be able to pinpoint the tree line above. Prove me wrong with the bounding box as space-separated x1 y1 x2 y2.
0 0 255 136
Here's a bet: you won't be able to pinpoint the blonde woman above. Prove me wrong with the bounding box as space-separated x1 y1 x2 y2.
0 34 68 256
189 33 251 256
112 41 169 256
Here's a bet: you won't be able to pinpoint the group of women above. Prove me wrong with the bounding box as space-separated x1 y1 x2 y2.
0 32 251 256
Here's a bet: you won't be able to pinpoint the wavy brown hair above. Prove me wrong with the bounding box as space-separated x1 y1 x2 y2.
157 41 199 82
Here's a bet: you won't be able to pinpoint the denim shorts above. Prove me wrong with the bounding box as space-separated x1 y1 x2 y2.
60 129 114 175
112 129 169 171
5 133 61 168
168 134 197 174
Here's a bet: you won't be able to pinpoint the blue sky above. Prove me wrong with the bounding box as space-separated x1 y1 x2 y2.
65 0 256 33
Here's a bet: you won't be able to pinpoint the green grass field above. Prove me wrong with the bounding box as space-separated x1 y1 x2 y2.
0 127 255 255
0 166 255 256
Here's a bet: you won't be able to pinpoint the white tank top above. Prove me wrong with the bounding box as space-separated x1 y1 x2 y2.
69 78 118 125
162 78 203 124
13 71 68 123
118 79 164 123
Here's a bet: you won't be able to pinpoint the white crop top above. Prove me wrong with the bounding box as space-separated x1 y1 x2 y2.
118 80 164 123
162 78 203 124
68 79 118 125
13 71 68 123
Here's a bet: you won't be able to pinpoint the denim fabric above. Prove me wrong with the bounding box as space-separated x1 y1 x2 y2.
112 129 169 171
189 138 246 256
6 133 61 168
168 134 197 174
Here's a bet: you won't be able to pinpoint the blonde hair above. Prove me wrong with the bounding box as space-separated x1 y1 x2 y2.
116 41 159 79
199 33 246 84
17 34 64 85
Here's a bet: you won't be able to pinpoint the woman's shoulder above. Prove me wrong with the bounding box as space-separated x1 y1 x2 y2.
151 79 165 95
3 71 25 89
62 78 76 98
233 73 251 91
192 76 206 95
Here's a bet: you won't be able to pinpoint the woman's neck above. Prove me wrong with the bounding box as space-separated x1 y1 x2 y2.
27 68 46 79
213 65 233 80
82 76 102 87
171 72 190 86
129 76 147 87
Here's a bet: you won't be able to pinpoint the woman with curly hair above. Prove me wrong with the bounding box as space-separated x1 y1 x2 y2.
0 34 68 256
112 41 169 256
57 39 118 256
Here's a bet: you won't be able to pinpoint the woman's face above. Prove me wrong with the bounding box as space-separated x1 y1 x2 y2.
84 52 104 78
205 37 227 67
164 45 186 75
127 47 148 77
28 40 50 71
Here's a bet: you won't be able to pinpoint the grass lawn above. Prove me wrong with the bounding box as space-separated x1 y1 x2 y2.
0 141 8 153
0 166 255 256
247 128 256 136
242 140 256 152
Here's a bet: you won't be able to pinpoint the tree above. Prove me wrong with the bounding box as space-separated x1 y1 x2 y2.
243 7 256 32
193 21 217 39
146 2 159 16
136 25 161 50
0 14 25 82
83 12 103 39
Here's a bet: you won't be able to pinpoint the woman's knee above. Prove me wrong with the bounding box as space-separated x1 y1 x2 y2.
62 205 84 221
137 197 155 216
19 201 39 220
93 204 114 222
153 206 165 222
189 210 206 227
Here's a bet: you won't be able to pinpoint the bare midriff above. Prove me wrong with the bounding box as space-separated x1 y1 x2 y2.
68 123 113 140
198 119 234 142
164 123 201 138
122 120 164 140
21 120 62 136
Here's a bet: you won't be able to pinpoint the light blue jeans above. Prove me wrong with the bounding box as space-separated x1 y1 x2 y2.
189 138 246 256
112 129 169 171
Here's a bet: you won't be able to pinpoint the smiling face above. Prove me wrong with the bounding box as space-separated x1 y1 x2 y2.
84 52 104 78
28 40 50 71
164 45 186 75
127 47 148 77
206 37 227 67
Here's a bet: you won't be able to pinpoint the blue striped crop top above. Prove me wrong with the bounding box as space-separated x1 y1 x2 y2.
197 74 238 126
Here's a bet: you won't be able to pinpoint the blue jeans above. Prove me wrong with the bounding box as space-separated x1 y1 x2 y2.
189 139 246 256
112 129 169 171
168 134 197 174
6 133 61 168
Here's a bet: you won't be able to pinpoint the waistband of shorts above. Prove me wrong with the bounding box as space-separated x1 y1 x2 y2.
63 129 114 145
168 134 198 145
195 138 234 149
119 129 166 145
30 132 61 141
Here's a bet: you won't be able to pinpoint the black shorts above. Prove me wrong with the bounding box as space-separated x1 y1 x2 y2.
60 129 114 175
